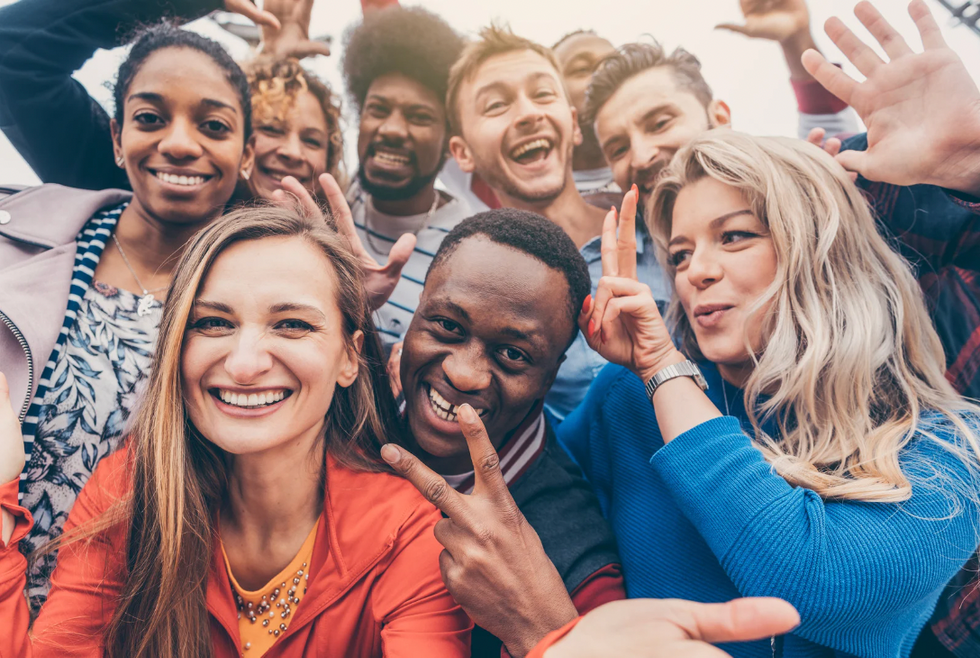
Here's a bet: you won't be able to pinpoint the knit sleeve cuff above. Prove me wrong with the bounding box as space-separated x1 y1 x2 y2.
649 417 794 557
0 479 32 550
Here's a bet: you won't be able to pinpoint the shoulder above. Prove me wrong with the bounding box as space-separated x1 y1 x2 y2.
902 411 980 501
570 364 646 423
0 184 130 247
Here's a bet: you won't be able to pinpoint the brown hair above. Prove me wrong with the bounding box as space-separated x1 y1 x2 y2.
582 41 713 129
93 203 402 657
245 56 345 180
445 24 566 136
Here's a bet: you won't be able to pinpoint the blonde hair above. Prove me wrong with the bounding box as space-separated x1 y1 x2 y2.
445 24 566 136
89 203 402 657
649 130 980 503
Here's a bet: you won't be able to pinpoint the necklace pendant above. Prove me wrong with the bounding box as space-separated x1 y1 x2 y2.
137 293 155 317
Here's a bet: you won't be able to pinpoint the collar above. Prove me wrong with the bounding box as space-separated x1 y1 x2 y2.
446 401 547 494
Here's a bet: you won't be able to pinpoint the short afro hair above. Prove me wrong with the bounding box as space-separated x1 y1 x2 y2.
342 6 465 114
427 209 591 348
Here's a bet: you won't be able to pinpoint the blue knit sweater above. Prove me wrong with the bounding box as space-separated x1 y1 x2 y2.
557 362 980 658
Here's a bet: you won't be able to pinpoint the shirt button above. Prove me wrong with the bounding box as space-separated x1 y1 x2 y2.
0 210 10 225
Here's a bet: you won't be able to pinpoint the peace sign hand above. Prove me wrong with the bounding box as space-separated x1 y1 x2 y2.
276 174 416 312
802 1 980 194
381 405 578 658
580 187 683 384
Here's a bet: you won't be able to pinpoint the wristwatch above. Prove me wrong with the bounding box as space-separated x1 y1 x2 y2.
644 360 708 402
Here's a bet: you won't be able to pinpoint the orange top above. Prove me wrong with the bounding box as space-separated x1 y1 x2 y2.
0 447 472 657
223 517 320 656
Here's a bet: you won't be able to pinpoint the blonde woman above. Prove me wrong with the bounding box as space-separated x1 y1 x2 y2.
0 205 469 657
556 130 980 658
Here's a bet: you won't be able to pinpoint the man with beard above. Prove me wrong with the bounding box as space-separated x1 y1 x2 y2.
342 5 468 346
444 25 670 421
381 209 625 658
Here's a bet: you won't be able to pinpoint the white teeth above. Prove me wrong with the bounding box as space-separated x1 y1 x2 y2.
217 390 286 408
427 386 486 421
155 171 207 186
374 151 411 166
510 138 552 159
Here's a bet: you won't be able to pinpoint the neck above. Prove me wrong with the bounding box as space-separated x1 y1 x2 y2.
717 361 754 389
222 428 323 538
372 181 441 216
114 202 215 282
495 178 606 249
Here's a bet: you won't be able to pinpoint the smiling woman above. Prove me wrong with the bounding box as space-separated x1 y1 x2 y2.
0 203 471 658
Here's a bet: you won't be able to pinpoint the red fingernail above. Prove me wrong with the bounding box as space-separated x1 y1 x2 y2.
588 318 595 337
631 183 638 196
582 294 592 314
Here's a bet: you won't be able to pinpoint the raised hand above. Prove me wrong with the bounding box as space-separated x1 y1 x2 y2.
258 0 332 60
802 0 980 194
805 128 857 182
580 187 682 384
381 405 578 658
542 597 800 658
223 0 281 31
276 174 416 312
716 0 810 43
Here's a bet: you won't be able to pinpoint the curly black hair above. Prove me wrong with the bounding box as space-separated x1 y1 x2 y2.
342 6 465 114
427 209 591 349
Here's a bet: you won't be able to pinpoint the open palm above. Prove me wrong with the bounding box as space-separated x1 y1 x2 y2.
717 0 810 42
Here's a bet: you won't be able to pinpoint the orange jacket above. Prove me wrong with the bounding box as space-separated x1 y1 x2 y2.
0 448 472 657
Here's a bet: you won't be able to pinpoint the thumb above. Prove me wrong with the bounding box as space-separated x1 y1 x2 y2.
715 22 753 36
290 40 332 59
382 234 417 278
225 0 282 30
834 150 868 178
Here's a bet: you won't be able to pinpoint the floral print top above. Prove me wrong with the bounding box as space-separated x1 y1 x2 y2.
20 270 162 610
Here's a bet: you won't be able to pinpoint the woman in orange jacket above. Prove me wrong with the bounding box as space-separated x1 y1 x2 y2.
0 203 471 657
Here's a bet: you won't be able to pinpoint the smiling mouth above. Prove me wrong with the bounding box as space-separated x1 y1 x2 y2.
149 169 213 187
509 138 553 165
371 150 412 167
425 384 487 423
211 388 293 409
258 167 309 184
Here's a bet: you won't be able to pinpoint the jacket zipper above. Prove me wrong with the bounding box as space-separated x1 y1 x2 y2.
0 309 34 423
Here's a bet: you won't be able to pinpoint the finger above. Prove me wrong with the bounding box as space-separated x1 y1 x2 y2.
714 23 752 36
805 127 825 147
823 15 884 77
854 1 912 59
617 186 639 280
381 234 418 278
589 277 617 345
823 137 842 158
801 49 856 106
685 598 800 644
318 173 364 252
432 517 465 554
278 175 323 219
289 39 333 59
380 444 471 520
597 293 660 339
835 150 869 179
909 0 947 50
456 404 513 504
599 207 619 278
226 0 281 30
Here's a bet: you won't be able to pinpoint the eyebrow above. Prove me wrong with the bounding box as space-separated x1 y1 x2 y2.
667 209 755 247
473 72 557 102
128 92 238 114
269 302 327 320
365 93 438 114
193 299 233 313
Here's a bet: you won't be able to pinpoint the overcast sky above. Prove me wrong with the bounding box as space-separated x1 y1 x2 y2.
1 0 979 185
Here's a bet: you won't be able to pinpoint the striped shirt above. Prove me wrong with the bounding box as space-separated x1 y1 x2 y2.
348 181 472 346
19 204 125 497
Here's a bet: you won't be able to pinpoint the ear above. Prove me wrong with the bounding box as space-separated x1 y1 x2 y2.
449 135 476 173
570 106 583 147
240 135 256 179
110 119 123 166
708 100 732 128
336 330 364 388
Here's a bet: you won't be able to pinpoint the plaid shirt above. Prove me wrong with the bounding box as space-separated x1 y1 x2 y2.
843 136 980 657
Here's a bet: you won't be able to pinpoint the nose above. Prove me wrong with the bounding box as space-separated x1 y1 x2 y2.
223 328 274 384
276 130 304 164
514 93 546 131
685 246 724 290
158 117 204 161
441 346 492 394
377 110 409 143
630 137 660 178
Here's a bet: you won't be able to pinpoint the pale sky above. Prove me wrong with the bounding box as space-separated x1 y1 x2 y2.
1 0 979 185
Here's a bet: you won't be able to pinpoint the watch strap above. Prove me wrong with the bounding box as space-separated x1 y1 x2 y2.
644 360 708 401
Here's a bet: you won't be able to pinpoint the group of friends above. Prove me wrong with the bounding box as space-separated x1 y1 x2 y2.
0 0 979 656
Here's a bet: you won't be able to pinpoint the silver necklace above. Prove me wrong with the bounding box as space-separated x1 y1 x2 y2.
365 189 441 255
111 233 168 317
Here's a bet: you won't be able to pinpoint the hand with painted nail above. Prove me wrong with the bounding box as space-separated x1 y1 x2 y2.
275 174 416 311
802 0 980 194
579 186 683 384
381 405 578 658
540 597 800 658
